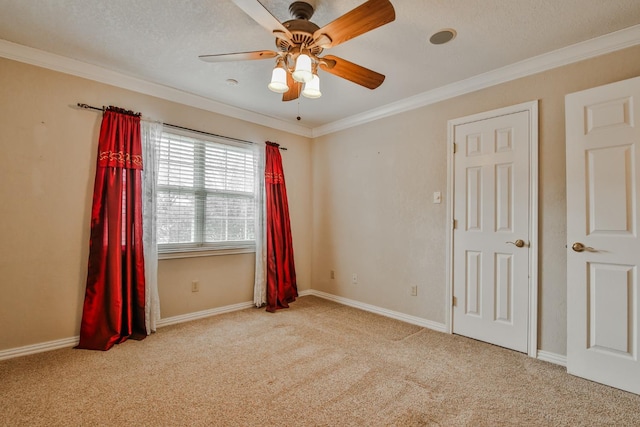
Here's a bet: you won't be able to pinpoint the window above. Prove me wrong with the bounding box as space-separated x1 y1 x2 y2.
156 131 257 255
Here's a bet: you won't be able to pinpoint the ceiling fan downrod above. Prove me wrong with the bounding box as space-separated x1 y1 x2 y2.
288 1 315 20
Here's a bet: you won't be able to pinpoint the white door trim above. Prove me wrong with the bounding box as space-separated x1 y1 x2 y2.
445 100 539 357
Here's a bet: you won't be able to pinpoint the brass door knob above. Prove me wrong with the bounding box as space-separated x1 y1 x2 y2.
571 242 594 252
506 239 525 248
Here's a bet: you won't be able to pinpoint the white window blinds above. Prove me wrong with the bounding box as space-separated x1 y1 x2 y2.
157 131 256 253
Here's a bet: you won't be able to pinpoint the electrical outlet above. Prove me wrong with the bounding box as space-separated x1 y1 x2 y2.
351 273 358 284
410 286 418 296
330 270 335 280
191 280 200 292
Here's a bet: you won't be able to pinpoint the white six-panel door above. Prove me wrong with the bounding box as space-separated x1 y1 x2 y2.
566 76 640 395
451 106 534 353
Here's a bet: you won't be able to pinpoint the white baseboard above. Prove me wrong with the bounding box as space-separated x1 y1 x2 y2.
306 290 447 333
156 301 255 328
0 301 256 361
536 350 567 367
305 291 570 367
6 292 561 363
0 336 80 361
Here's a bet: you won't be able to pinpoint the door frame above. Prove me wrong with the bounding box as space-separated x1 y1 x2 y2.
444 100 539 357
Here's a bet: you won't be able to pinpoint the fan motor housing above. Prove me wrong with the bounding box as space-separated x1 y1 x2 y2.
276 2 323 55
277 19 323 55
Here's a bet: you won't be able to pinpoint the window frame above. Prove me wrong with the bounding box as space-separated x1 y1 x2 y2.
156 129 258 259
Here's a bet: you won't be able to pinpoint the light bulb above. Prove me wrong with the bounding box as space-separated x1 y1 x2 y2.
292 53 313 83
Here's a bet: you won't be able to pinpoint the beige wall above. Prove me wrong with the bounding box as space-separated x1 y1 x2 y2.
3 44 640 356
0 58 312 351
311 45 640 355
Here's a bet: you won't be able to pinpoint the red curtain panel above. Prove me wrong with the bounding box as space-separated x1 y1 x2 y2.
265 142 298 312
77 107 146 350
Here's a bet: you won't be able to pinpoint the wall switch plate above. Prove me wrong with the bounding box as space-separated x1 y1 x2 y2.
433 191 442 204
191 280 199 292
351 273 358 284
411 286 418 296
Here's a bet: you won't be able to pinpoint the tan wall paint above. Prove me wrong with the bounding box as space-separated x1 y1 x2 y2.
3 45 640 356
311 45 640 355
0 58 312 351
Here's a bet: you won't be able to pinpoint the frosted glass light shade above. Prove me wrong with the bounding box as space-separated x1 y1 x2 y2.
267 66 289 93
292 53 313 83
302 74 321 99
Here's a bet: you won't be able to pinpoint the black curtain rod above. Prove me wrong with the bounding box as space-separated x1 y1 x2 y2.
76 103 287 150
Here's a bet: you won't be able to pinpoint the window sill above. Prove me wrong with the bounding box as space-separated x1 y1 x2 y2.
158 246 255 260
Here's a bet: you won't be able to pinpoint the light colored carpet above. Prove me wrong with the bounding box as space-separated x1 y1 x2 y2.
1 295 639 426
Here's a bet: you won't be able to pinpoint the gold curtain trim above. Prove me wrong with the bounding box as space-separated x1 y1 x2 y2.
265 171 284 184
99 150 143 167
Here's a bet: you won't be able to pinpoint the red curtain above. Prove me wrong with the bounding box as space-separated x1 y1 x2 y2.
265 142 298 312
77 107 146 350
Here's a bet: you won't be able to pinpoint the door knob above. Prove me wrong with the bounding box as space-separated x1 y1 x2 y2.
506 239 525 248
571 242 594 252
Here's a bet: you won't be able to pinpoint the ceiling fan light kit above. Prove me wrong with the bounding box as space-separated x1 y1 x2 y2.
268 65 289 93
292 52 313 83
301 74 322 98
200 0 396 102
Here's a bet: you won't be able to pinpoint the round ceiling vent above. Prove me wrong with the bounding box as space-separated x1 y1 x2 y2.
429 29 457 45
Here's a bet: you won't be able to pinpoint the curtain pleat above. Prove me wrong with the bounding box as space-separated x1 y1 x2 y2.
264 142 297 312
77 108 146 351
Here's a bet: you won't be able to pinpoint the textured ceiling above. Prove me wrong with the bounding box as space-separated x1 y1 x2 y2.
1 0 640 129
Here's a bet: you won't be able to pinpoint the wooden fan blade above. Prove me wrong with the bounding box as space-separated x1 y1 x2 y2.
232 0 293 41
311 0 395 49
282 71 302 102
319 55 385 89
199 50 278 62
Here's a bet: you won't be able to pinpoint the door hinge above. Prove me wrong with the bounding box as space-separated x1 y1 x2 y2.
452 296 457 307
452 219 457 229
453 143 457 153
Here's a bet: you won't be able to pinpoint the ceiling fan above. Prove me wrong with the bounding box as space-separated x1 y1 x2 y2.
199 0 396 101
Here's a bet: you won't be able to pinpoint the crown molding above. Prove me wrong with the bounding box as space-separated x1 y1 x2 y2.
312 24 640 137
3 24 640 140
0 39 313 138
